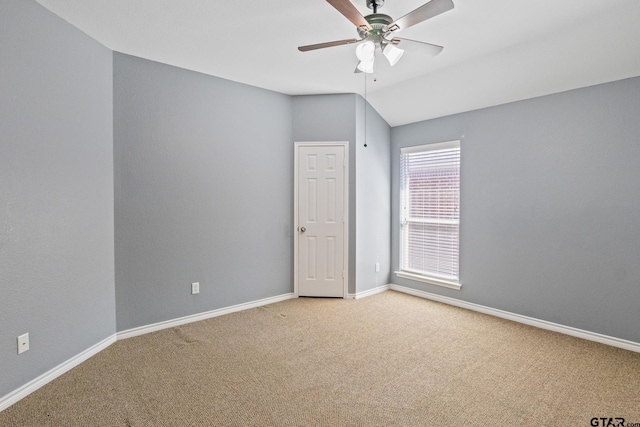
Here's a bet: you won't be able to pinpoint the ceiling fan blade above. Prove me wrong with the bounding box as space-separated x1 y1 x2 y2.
298 38 361 52
326 0 372 30
391 37 444 56
384 0 454 32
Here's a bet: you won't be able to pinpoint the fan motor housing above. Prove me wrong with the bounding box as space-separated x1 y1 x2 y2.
358 13 393 42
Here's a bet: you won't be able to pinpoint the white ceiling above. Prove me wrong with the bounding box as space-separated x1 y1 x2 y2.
35 0 640 126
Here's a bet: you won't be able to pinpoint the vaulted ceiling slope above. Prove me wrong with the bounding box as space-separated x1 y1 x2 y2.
35 0 640 126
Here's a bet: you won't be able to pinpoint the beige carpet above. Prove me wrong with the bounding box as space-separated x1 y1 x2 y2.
1 290 639 426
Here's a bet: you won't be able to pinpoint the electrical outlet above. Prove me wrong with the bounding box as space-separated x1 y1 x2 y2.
18 333 29 354
191 282 200 295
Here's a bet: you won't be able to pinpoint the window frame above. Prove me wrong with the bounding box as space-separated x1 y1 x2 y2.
395 140 462 290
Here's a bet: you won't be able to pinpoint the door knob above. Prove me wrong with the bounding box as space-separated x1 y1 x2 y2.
300 227 306 233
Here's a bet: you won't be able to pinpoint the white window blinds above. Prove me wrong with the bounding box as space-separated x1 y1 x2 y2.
400 141 460 283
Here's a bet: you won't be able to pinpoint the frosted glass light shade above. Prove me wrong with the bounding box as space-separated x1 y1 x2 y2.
356 59 374 73
383 43 404 66
355 41 375 62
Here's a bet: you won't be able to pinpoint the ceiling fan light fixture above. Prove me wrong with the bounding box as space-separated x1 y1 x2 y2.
298 0 455 73
383 43 404 66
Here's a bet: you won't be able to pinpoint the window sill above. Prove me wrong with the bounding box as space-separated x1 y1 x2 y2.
394 271 462 290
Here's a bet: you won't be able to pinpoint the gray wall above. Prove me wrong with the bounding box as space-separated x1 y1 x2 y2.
114 53 293 331
391 76 640 343
0 0 115 398
355 96 391 294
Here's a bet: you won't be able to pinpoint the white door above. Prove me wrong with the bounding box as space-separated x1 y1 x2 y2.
295 143 347 297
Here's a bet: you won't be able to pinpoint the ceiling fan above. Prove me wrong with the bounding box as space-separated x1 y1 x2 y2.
298 0 454 73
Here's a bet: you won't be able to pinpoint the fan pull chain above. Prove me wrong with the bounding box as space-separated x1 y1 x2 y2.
364 72 377 148
364 72 367 147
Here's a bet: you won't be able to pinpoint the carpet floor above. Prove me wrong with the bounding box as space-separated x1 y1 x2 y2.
1 290 639 426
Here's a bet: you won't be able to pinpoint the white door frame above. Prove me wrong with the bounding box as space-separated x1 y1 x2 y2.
294 141 349 298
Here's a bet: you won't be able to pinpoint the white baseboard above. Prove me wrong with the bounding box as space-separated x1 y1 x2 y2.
347 284 390 300
117 293 296 340
0 334 116 412
390 284 640 353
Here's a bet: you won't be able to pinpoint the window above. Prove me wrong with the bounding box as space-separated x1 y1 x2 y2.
397 141 461 290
